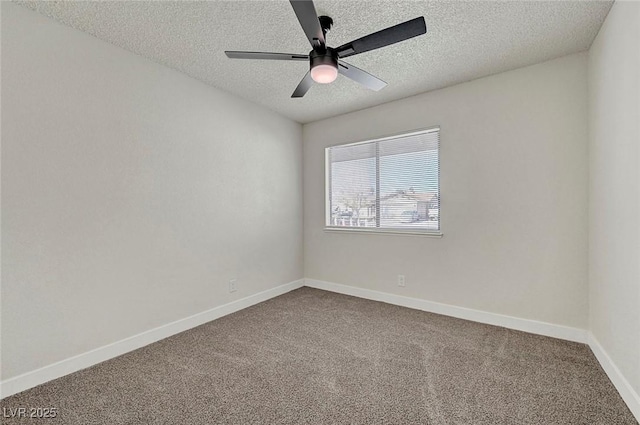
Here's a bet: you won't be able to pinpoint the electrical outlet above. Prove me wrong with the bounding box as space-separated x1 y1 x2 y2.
398 275 405 287
229 279 237 293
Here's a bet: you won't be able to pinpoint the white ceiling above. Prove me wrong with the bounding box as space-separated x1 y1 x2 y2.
15 1 612 123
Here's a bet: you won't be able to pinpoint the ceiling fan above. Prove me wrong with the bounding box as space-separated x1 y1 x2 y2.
225 0 427 98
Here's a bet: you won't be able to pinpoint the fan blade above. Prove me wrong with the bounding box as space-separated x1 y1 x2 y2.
289 0 325 48
336 17 426 58
292 72 313 98
338 61 387 91
225 51 309 61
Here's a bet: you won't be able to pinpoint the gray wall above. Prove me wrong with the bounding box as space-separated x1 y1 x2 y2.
588 0 640 396
1 3 303 380
304 53 589 329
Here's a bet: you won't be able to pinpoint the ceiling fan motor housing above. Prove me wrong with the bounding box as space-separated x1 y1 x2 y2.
310 48 338 70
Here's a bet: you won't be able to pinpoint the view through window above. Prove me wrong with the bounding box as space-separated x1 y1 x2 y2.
326 128 440 232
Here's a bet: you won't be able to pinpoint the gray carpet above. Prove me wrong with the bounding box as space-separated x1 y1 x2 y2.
1 287 637 424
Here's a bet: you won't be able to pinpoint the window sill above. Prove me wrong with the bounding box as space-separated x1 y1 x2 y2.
324 226 443 238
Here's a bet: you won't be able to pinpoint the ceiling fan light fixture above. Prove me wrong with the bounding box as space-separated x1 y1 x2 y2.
310 64 338 84
309 48 339 84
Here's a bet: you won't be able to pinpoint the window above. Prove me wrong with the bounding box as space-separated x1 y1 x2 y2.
326 128 440 234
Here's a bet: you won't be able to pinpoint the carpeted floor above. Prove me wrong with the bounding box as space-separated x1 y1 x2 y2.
1 287 637 424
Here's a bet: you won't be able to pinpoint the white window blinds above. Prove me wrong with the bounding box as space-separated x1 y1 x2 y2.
326 128 439 232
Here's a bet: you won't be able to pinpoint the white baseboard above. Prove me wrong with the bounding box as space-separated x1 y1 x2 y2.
304 279 588 343
0 279 304 399
588 333 640 421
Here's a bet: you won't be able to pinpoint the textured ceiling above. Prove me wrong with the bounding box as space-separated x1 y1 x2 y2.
15 0 612 123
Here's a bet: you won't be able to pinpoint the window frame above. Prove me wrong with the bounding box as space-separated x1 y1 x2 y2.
324 126 442 237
